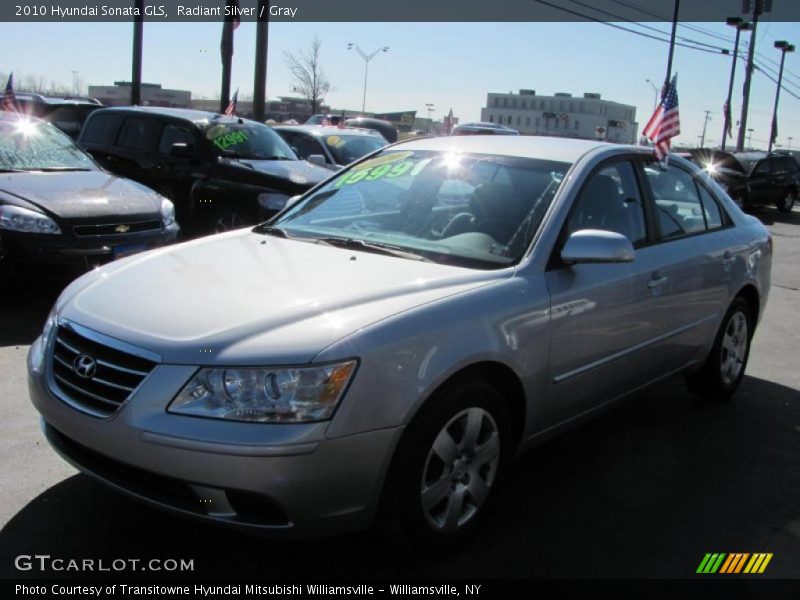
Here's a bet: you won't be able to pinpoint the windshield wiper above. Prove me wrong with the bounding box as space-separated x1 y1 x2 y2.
253 225 295 238
30 167 92 172
0 168 25 173
312 236 431 262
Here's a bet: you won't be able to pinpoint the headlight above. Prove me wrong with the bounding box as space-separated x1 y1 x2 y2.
31 306 57 370
0 205 60 234
160 198 176 226
168 360 357 423
258 192 291 211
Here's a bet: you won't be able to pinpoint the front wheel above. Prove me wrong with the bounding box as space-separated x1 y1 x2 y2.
776 189 796 213
379 378 509 551
685 297 753 402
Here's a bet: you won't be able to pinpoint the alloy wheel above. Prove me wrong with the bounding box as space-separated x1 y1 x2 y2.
420 407 500 532
720 311 748 386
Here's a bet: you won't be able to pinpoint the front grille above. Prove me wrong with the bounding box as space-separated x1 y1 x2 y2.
73 220 161 237
50 325 157 417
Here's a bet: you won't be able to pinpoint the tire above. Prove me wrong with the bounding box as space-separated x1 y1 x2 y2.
379 377 510 552
685 297 754 402
776 189 796 213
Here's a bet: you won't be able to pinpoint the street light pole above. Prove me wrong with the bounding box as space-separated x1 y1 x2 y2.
737 0 771 152
347 43 389 115
747 128 754 149
425 103 434 132
768 40 795 153
721 18 750 151
789 137 794 150
645 79 658 112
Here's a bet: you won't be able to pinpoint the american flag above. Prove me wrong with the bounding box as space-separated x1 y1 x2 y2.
443 108 454 135
2 73 16 112
224 88 238 116
642 74 680 162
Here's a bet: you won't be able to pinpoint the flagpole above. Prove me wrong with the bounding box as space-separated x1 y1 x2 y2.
721 19 749 151
131 0 144 106
737 0 763 152
252 0 270 122
220 0 236 115
664 0 680 91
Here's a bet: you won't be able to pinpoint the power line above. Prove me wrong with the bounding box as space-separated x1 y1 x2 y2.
532 0 731 57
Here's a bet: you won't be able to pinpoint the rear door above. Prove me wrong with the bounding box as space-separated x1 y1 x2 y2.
638 159 733 368
748 159 776 205
109 116 162 187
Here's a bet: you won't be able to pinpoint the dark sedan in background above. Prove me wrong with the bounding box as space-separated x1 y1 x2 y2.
274 125 387 170
79 107 331 233
0 113 178 278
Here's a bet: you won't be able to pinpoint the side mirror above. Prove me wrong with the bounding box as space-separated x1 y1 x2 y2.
306 154 328 167
170 142 195 158
561 229 635 264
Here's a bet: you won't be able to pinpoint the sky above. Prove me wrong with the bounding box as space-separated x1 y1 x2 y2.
1 19 799 150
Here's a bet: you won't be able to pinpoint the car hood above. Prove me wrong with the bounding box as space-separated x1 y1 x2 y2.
0 170 161 219
229 158 329 187
59 230 509 365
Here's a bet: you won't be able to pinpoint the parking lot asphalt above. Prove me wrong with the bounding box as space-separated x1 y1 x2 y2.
0 207 798 580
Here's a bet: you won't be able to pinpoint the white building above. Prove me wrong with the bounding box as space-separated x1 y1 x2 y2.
481 89 638 143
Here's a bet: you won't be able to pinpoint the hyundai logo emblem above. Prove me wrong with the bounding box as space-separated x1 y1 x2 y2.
73 354 97 379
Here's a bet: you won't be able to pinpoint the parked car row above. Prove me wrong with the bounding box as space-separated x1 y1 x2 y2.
684 149 799 213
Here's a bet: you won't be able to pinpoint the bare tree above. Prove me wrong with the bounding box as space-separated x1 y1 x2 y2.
283 36 333 115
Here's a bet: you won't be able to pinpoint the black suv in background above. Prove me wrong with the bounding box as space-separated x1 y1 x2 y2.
78 107 331 233
0 93 103 139
688 149 798 212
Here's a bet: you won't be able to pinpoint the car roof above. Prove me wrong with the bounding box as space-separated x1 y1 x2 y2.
273 125 380 137
0 92 102 106
0 111 45 124
392 135 619 163
88 106 249 126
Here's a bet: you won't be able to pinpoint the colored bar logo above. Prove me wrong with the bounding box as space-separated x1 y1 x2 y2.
696 553 773 574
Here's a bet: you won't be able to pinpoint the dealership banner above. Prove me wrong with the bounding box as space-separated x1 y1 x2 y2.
3 0 800 22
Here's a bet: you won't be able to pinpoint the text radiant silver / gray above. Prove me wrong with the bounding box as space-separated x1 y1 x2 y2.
28 136 771 549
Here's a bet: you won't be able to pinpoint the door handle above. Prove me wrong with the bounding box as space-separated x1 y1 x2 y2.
648 275 669 289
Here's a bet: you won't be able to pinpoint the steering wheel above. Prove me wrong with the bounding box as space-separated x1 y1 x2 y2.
440 212 476 238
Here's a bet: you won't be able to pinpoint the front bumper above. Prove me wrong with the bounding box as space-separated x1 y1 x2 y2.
0 224 179 278
27 336 401 538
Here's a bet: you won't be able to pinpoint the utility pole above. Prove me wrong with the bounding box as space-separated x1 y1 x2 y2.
252 0 270 122
737 0 771 152
700 110 712 148
131 0 144 105
747 128 754 149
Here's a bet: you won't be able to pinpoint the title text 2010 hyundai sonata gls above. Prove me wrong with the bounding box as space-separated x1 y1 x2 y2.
28 136 771 549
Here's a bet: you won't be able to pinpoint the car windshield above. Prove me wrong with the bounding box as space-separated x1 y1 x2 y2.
270 149 569 269
205 121 297 160
323 134 387 165
0 118 96 171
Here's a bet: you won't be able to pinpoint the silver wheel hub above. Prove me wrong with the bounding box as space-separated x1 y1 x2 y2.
420 407 501 532
720 311 748 385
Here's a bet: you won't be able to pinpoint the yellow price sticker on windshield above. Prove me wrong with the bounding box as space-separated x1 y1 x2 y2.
326 135 344 148
353 151 414 171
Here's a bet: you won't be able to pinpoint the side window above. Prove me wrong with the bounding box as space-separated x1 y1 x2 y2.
158 124 195 155
753 160 771 176
293 135 326 161
118 118 159 151
80 113 123 145
568 161 647 246
697 184 724 230
644 164 707 239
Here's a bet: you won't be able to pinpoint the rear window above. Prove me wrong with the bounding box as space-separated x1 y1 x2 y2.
80 113 123 145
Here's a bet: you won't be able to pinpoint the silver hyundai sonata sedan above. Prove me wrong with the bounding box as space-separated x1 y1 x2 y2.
28 136 772 549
